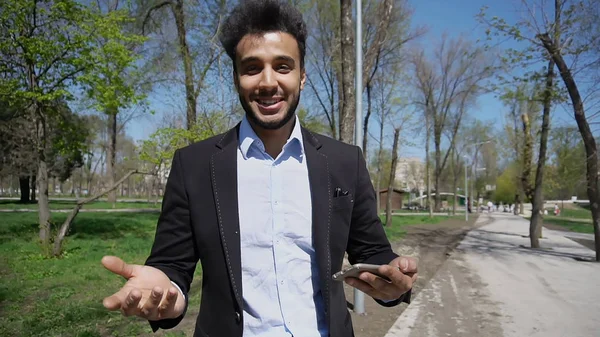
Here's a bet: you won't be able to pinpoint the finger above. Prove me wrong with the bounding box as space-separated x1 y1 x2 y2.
398 257 418 273
358 271 392 289
121 289 142 317
102 256 135 279
345 277 386 300
377 266 413 295
140 286 163 318
103 287 131 311
158 287 179 317
407 258 418 273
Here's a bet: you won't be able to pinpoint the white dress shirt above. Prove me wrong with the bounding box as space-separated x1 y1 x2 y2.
236 115 327 337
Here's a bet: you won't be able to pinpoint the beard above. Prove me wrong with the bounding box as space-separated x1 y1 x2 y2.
240 91 301 130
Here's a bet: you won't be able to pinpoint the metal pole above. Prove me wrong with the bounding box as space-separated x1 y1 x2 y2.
465 163 468 222
354 0 365 316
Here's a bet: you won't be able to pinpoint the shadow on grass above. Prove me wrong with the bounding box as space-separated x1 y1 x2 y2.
69 213 158 240
0 212 159 241
0 200 76 206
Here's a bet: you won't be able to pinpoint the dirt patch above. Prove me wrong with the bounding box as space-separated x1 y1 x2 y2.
346 213 492 337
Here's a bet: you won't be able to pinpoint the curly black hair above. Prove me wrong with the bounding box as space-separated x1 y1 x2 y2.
219 0 308 71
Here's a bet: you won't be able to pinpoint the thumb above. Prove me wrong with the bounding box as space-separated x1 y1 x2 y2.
102 255 136 279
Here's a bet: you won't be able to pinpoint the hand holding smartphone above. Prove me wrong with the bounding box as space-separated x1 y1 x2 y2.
332 263 391 282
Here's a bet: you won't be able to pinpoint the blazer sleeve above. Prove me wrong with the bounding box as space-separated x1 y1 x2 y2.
145 149 199 330
346 146 411 306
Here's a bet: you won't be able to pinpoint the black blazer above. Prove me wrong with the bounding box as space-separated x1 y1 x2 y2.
146 124 410 337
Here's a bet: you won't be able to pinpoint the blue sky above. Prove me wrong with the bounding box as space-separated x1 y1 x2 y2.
126 0 581 159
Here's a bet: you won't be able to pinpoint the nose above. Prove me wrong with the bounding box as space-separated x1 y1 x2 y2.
258 66 277 93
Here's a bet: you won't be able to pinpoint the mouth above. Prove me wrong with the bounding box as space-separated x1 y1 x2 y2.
255 98 284 113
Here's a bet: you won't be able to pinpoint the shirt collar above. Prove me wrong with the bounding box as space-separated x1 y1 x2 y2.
239 115 305 159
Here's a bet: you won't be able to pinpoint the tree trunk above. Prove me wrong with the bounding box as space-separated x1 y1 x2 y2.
36 110 51 250
386 128 400 226
376 116 385 215
363 83 372 162
521 112 534 202
426 114 433 218
539 27 600 261
31 174 37 202
339 0 355 144
106 111 117 207
19 176 30 203
530 60 554 248
171 0 196 131
434 129 442 212
452 154 458 216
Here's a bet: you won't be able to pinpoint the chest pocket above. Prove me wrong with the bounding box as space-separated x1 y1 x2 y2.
332 194 354 211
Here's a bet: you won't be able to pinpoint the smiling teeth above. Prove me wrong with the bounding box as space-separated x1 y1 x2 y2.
259 100 279 106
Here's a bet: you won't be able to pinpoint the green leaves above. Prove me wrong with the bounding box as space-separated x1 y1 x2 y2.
78 6 147 114
140 113 229 168
0 0 93 103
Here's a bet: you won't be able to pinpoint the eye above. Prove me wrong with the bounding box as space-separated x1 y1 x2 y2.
245 65 260 75
276 64 292 73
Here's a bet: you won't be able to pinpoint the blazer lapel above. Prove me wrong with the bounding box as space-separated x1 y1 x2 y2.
210 125 243 310
302 128 332 324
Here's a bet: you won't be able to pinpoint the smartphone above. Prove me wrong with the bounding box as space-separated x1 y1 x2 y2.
332 263 391 282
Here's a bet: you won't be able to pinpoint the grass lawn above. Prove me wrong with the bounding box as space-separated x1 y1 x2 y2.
545 204 591 219
0 212 449 336
382 215 446 242
0 200 161 210
543 217 594 234
0 212 201 337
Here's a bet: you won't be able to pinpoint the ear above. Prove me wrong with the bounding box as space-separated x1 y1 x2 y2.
233 70 240 92
300 69 306 91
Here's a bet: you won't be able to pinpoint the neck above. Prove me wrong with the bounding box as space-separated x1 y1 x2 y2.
249 117 296 159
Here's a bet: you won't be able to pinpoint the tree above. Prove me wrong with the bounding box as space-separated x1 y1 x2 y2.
338 0 355 143
385 127 400 226
547 126 586 200
538 1 600 260
496 164 520 204
360 0 425 161
480 0 598 251
0 0 97 251
501 85 542 214
412 36 494 211
139 112 229 197
80 1 147 206
141 0 226 131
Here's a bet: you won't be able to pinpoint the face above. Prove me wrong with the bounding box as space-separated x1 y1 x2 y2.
234 32 306 130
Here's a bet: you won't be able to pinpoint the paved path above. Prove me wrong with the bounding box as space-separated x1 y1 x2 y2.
385 213 600 337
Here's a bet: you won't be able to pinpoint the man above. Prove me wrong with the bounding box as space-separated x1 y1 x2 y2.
101 1 417 336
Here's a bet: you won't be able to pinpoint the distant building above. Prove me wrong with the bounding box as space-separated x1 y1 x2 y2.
378 188 408 211
395 157 426 193
394 157 426 206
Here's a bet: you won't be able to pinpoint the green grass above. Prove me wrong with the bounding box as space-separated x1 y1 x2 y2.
545 204 591 219
382 215 446 242
543 217 594 234
0 200 161 210
0 212 201 337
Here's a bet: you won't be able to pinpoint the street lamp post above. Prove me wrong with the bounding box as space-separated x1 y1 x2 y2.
464 140 492 221
353 0 365 316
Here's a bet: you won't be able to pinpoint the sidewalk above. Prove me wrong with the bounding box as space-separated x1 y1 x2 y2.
384 213 600 337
